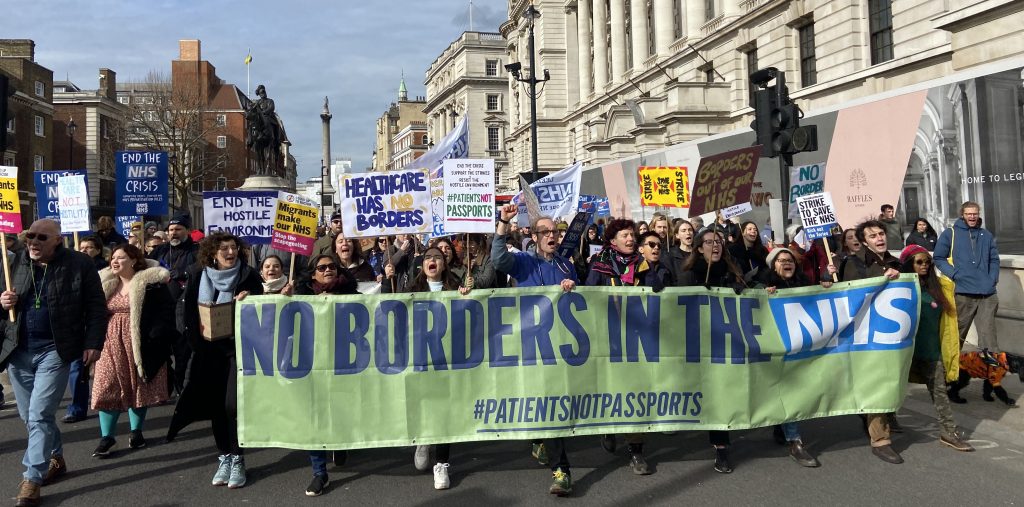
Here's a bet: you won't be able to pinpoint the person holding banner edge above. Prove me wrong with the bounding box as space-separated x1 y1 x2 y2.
492 203 578 496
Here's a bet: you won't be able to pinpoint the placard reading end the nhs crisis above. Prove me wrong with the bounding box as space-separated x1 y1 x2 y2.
115 151 168 216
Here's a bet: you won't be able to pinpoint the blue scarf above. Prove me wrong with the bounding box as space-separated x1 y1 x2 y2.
198 263 242 304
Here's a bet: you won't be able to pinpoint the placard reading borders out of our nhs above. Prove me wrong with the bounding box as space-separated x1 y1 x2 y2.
796 191 838 241
34 170 88 221
235 276 919 449
203 190 277 245
442 159 495 234
57 174 91 233
270 192 319 256
115 151 168 216
0 166 23 233
341 168 432 238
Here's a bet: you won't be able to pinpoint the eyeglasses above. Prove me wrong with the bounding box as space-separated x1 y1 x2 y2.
378 238 387 243
533 229 557 237
331 219 342 224
644 241 662 249
424 255 444 261
775 259 795 265
25 232 51 242
702 239 724 246
914 258 932 266
315 263 338 272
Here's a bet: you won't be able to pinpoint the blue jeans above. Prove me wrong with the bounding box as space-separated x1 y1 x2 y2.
65 358 90 418
781 422 801 442
7 347 70 483
309 451 328 476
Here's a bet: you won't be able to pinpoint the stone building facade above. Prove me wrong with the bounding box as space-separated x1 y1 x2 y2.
424 31 512 191
371 79 427 172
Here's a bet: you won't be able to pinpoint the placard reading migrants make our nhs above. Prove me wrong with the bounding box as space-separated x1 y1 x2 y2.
442 159 495 234
115 151 168 216
0 166 23 233
236 276 919 449
33 170 88 221
203 190 277 245
341 168 432 238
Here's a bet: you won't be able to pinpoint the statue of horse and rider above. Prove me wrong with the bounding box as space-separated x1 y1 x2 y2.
245 84 283 176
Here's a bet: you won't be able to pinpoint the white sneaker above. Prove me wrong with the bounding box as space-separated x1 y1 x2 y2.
433 462 450 490
414 445 431 472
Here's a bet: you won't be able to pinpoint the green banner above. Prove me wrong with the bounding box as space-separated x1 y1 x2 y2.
236 275 919 450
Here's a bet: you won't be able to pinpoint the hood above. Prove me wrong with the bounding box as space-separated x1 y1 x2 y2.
953 217 983 230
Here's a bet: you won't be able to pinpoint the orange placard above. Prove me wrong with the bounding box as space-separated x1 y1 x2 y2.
638 167 690 208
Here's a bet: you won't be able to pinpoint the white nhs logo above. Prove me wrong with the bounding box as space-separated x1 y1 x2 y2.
535 183 574 204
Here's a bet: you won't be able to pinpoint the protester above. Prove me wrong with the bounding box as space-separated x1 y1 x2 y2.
94 216 127 248
308 211 344 267
800 227 842 285
636 222 649 235
840 228 861 258
933 201 1002 363
677 227 745 473
434 237 465 281
61 236 110 425
1 219 107 507
167 232 262 489
753 247 831 467
666 220 695 283
79 236 108 271
293 254 358 496
367 237 390 278
728 221 769 279
384 248 468 490
649 215 670 243
144 221 158 237
90 245 173 458
463 234 498 289
145 236 164 256
636 231 673 290
899 245 974 452
905 218 938 251
148 213 199 397
260 255 289 294
334 234 376 284
712 213 740 244
878 204 904 249
492 203 578 496
841 220 904 464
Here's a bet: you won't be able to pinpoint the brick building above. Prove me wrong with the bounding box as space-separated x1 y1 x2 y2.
0 39 54 225
52 69 127 218
371 78 427 172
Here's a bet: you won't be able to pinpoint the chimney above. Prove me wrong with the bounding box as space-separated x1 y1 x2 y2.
99 68 116 100
0 39 36 61
179 39 201 61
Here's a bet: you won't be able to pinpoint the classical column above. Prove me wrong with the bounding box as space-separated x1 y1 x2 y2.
610 0 627 82
686 0 706 40
653 0 674 55
577 0 593 100
630 0 649 68
722 0 742 18
593 0 609 91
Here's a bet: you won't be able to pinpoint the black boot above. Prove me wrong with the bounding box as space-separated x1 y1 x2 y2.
713 446 733 473
628 444 650 475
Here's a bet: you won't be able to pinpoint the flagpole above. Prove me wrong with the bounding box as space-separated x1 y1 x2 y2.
246 47 250 97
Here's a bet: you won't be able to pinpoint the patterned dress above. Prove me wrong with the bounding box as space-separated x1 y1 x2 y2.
91 291 168 411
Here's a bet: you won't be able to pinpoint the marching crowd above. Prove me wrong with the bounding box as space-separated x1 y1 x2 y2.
0 199 1006 504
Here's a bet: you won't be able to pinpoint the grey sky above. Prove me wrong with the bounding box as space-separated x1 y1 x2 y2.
7 0 507 180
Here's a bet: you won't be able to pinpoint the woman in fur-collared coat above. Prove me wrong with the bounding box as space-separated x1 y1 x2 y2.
90 244 175 457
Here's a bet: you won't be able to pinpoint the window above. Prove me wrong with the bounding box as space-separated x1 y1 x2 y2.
216 176 227 191
34 115 44 137
868 0 894 64
485 59 499 77
217 135 227 149
3 154 14 166
646 0 655 56
488 126 501 151
191 178 204 193
6 118 13 133
704 65 715 83
117 96 130 104
705 0 716 21
672 0 682 39
486 94 501 111
746 48 758 106
34 155 44 171
798 23 817 86
143 111 158 122
216 114 227 127
34 81 45 97
101 118 109 139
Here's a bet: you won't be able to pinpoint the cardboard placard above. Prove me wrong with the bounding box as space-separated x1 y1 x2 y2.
687 146 762 216
198 302 235 341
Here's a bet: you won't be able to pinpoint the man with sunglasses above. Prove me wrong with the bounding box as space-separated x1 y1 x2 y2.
492 204 578 496
148 213 199 396
309 211 344 268
1 219 108 507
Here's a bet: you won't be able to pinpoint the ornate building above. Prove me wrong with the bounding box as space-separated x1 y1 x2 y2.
371 78 426 172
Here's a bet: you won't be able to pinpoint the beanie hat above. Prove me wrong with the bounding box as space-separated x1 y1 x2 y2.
144 221 157 230
899 244 929 265
168 213 192 229
765 247 796 268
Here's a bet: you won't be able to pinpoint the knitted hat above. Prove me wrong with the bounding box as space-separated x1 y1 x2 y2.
765 247 796 268
168 213 192 229
899 244 929 265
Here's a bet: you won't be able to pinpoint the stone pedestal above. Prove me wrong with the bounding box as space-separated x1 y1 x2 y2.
237 175 292 192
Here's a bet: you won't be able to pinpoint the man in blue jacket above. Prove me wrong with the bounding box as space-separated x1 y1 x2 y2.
492 203 578 497
933 201 1001 364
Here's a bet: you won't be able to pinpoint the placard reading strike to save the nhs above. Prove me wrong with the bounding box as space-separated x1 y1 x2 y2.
270 192 319 256
341 168 432 238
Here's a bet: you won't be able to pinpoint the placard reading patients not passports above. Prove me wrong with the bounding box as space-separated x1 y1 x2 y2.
341 168 432 238
796 191 838 241
442 159 495 234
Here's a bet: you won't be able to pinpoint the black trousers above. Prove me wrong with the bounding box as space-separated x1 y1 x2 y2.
544 438 570 470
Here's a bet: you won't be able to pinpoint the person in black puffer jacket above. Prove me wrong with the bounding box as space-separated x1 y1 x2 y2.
904 218 938 251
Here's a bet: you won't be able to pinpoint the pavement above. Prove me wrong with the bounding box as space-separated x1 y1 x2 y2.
1 372 1023 506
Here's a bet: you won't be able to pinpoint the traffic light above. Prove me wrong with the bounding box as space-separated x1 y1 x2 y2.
0 74 9 153
749 68 817 158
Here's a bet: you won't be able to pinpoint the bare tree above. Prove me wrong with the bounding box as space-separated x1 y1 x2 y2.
121 70 230 213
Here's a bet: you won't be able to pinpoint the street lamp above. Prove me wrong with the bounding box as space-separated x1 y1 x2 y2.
66 118 77 168
506 2 550 183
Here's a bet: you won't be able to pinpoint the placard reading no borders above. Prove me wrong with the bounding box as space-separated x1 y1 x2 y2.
442 159 495 234
340 168 433 238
